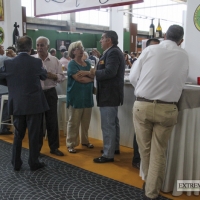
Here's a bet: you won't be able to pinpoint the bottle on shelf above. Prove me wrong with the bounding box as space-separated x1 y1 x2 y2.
156 18 162 38
149 19 155 39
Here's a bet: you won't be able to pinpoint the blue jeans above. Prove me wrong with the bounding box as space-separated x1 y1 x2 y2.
100 107 120 158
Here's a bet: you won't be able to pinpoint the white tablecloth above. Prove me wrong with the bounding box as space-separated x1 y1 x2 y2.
140 85 200 196
162 107 200 196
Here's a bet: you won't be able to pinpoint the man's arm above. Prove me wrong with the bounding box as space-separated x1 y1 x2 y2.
40 67 47 81
94 50 121 81
0 66 7 86
129 56 143 87
56 60 66 82
47 59 65 82
37 59 47 81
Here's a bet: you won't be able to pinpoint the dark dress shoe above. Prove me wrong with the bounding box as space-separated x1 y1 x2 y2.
39 153 45 158
93 156 114 163
142 182 146 191
12 161 23 171
143 195 159 200
100 150 120 155
132 162 140 169
30 162 46 171
0 130 13 135
50 149 64 156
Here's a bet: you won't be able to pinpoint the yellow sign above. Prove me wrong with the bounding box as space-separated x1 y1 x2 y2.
0 0 4 21
0 27 4 45
194 5 200 31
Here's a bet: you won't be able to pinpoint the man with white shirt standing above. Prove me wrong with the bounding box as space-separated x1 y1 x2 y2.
33 36 66 156
129 25 189 200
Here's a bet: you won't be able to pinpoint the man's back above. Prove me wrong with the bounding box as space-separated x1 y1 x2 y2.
3 53 48 115
130 40 189 102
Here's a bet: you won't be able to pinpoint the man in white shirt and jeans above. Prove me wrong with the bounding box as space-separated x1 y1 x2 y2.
129 25 189 200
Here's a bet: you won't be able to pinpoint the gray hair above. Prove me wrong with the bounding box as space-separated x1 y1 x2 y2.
16 36 32 53
36 36 50 45
83 51 89 59
63 51 69 58
104 30 118 45
50 48 56 54
68 41 83 59
166 25 184 44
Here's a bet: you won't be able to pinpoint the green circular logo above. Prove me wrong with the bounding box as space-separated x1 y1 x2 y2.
0 26 4 45
194 5 200 31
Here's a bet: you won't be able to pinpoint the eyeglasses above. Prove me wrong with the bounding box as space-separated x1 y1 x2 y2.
75 47 84 51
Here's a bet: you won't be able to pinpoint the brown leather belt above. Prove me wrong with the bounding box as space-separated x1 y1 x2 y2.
136 97 177 106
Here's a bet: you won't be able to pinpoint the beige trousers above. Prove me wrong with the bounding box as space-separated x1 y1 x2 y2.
66 106 92 148
133 101 178 199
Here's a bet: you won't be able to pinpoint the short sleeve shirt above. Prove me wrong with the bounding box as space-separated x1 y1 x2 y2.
67 60 94 108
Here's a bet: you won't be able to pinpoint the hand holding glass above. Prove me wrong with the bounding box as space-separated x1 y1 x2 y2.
90 60 95 69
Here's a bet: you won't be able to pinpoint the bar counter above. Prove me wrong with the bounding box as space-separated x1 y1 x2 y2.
162 85 200 197
88 82 135 148
56 74 136 148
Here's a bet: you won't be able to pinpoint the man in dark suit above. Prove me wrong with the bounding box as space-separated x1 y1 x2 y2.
90 31 125 163
0 36 49 171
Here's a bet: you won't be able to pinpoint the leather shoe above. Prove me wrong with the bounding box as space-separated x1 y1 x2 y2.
30 162 46 171
132 162 140 169
142 182 146 191
12 161 23 171
39 153 45 158
93 156 114 163
100 150 120 155
0 130 13 135
50 149 64 156
143 195 159 200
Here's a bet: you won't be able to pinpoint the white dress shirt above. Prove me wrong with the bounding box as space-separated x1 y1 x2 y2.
129 40 189 102
60 57 70 70
33 53 66 90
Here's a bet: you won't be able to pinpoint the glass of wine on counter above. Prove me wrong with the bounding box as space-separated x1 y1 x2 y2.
124 69 130 83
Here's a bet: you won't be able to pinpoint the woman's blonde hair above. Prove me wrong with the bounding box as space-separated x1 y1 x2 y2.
68 41 83 59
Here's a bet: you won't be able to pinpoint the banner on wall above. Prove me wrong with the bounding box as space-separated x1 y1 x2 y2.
34 0 143 17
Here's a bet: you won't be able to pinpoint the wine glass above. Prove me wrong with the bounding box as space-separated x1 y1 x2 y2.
90 60 95 69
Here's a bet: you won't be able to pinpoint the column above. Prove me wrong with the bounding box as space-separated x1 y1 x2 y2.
184 0 200 83
0 0 22 48
110 6 124 51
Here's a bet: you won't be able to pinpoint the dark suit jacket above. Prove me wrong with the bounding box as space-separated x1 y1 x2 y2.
96 45 125 107
0 53 49 115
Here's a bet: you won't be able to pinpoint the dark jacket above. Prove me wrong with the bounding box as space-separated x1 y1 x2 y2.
96 45 125 107
0 53 49 115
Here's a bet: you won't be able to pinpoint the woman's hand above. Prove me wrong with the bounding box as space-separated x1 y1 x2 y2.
92 49 101 58
6 49 16 57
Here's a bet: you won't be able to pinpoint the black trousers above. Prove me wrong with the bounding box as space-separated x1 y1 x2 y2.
132 134 141 164
12 113 43 168
41 87 59 151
